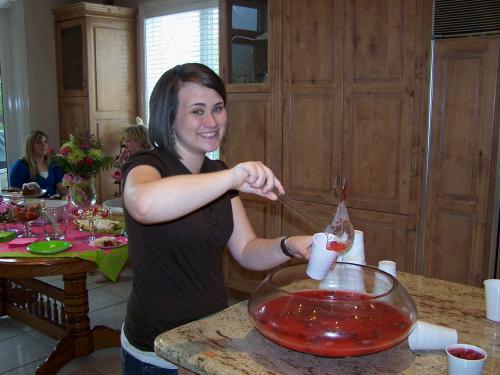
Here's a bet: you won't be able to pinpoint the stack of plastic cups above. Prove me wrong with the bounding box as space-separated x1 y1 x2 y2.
484 279 500 322
378 260 397 278
320 230 366 292
337 230 366 265
372 259 398 296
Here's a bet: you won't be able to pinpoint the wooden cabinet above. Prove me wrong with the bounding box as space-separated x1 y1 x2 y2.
221 0 433 293
281 0 431 272
53 2 137 203
423 37 500 286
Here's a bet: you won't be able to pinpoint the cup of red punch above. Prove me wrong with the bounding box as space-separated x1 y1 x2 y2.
445 343 487 375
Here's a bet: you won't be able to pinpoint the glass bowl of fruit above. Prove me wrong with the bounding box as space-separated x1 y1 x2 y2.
12 202 41 238
248 262 417 357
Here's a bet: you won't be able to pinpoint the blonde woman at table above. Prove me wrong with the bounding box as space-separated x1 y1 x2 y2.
9 130 67 197
120 63 312 374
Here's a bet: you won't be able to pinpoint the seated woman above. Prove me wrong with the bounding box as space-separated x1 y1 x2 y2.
97 121 152 283
111 120 152 183
9 130 67 197
119 120 152 164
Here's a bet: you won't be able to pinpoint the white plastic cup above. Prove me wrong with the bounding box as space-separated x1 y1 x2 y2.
338 230 365 265
372 270 393 296
446 343 487 375
408 320 458 351
306 232 339 280
484 279 500 321
378 260 397 278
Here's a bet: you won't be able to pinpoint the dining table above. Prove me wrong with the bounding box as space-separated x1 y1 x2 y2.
155 271 499 374
0 215 128 375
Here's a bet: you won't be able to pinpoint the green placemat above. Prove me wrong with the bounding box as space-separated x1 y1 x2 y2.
0 231 17 242
0 247 127 282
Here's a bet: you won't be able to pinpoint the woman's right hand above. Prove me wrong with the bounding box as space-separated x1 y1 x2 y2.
230 161 285 200
118 148 130 165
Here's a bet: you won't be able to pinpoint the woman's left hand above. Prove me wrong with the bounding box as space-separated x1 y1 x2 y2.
284 235 312 260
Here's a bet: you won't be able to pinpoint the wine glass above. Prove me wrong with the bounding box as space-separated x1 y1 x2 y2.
12 200 41 238
73 206 111 244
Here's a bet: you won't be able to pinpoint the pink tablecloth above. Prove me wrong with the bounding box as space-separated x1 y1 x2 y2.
0 223 127 282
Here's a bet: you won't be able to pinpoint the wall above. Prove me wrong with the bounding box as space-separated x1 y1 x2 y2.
1 0 73 168
2 0 121 163
24 0 62 147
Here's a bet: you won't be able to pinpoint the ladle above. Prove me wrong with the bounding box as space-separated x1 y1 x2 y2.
276 193 354 255
275 194 324 230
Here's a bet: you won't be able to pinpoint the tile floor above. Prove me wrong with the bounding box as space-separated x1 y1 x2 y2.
0 269 244 375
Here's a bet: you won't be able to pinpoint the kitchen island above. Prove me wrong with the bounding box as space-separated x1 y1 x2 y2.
155 271 499 374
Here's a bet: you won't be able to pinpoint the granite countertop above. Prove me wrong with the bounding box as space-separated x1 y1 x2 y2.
155 272 499 374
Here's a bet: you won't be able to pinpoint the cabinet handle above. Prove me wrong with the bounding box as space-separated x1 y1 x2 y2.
341 178 348 201
333 176 339 197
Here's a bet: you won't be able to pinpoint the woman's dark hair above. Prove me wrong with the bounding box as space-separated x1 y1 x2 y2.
148 63 226 157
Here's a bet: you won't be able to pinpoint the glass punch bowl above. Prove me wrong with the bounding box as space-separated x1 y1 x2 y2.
248 263 417 357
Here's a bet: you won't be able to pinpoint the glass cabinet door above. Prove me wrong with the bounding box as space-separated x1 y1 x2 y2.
61 25 84 91
227 0 268 84
55 19 86 96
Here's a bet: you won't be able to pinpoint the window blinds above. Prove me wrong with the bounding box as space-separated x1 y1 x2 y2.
144 7 219 114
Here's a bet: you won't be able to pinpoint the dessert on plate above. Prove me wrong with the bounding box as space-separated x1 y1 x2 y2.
74 217 121 232
21 182 42 196
91 236 124 248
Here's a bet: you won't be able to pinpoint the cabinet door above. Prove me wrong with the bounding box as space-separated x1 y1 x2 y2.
55 19 87 97
87 17 137 121
424 37 500 286
349 208 410 270
282 0 343 205
94 119 127 203
58 97 89 141
221 93 280 293
343 0 416 214
87 16 137 203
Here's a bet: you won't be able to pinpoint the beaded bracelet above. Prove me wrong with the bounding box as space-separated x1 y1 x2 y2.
280 236 293 258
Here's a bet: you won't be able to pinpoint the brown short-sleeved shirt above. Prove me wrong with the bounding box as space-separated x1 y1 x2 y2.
122 150 237 351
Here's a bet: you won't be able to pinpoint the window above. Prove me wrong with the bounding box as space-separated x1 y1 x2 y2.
227 0 268 84
139 0 219 158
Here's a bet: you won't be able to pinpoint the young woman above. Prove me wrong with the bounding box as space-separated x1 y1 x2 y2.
9 130 66 197
120 63 312 373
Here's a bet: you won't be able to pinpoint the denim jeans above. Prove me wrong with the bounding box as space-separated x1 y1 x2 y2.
121 347 178 375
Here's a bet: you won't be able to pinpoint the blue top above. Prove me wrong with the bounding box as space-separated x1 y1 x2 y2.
9 159 64 196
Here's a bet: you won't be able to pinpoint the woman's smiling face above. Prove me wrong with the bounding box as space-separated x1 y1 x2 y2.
173 81 227 159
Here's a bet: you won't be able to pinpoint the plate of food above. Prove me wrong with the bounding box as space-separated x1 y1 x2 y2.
74 218 122 233
90 236 127 249
1 189 47 199
71 206 112 220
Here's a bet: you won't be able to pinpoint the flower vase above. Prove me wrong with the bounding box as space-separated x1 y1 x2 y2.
69 176 97 208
